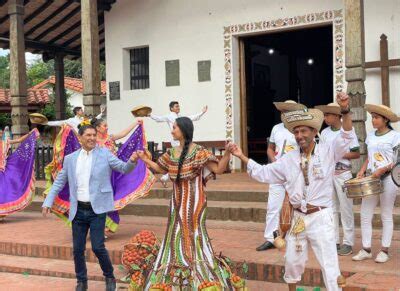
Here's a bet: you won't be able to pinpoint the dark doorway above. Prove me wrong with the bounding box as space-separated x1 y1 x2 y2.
242 25 333 163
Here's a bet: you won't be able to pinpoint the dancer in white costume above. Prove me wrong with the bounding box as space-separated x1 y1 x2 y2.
316 103 360 256
352 104 400 264
229 93 353 291
149 101 207 186
257 100 305 252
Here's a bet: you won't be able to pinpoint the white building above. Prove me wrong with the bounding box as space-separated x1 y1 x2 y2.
104 0 400 166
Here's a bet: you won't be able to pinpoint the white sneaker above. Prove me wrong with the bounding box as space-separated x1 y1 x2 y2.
352 249 372 261
375 251 389 263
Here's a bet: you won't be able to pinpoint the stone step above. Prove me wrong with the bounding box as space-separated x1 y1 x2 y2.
0 271 315 291
0 253 127 283
27 197 400 229
0 272 128 291
1 213 399 289
35 185 400 205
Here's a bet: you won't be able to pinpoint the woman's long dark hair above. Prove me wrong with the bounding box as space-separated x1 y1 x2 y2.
175 117 194 182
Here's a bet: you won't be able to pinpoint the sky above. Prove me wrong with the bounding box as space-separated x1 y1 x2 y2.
0 48 40 64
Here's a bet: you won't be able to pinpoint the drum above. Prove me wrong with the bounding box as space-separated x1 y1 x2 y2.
343 176 383 199
391 162 400 187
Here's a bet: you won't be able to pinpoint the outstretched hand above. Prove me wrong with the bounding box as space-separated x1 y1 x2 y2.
202 106 208 113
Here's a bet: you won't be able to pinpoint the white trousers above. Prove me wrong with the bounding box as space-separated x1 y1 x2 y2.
361 176 398 248
264 184 286 242
284 208 342 291
332 170 354 246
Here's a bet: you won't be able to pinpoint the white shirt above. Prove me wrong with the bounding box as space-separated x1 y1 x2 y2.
76 149 94 202
47 113 103 132
365 130 400 172
269 123 297 160
247 128 353 209
150 111 205 146
321 126 359 166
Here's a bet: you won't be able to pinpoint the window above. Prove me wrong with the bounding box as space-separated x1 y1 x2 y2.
130 47 149 89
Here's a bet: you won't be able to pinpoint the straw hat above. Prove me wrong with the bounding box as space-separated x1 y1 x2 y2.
315 103 341 115
131 105 152 117
273 100 306 112
282 108 324 134
29 113 48 125
365 104 399 122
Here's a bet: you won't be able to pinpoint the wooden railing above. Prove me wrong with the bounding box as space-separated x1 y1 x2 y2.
35 145 53 180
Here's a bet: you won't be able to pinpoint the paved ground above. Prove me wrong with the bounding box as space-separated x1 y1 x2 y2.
1 212 399 276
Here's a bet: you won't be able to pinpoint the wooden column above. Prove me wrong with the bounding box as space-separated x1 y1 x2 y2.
8 0 29 138
344 0 367 173
54 52 66 120
81 0 101 117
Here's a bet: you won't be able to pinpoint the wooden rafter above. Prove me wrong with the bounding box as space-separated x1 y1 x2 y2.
47 19 81 44
33 5 81 41
25 0 75 37
23 0 55 25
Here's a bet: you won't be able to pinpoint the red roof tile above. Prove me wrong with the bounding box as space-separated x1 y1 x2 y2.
30 76 107 95
0 89 50 105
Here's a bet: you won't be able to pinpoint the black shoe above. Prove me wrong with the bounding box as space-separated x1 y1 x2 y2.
337 244 340 251
105 277 116 291
256 241 276 251
76 281 88 291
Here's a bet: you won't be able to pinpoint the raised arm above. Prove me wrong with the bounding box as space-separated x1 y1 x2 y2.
206 148 230 175
136 150 168 174
107 150 137 173
47 119 67 127
188 106 208 121
111 119 142 141
9 132 30 145
150 113 169 123
229 143 286 184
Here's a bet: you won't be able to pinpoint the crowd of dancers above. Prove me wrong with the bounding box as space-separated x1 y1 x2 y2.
0 93 399 291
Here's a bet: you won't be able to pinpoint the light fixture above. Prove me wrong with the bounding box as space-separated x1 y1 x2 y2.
268 48 274 55
307 58 314 65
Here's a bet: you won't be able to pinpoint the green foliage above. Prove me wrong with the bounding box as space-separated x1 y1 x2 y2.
27 59 54 87
0 55 10 88
0 113 11 128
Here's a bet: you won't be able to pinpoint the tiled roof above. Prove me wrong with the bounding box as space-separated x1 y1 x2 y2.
0 89 50 105
31 76 107 95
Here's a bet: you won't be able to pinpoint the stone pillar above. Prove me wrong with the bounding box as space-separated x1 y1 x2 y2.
81 0 101 118
8 0 29 138
344 0 367 173
54 53 66 120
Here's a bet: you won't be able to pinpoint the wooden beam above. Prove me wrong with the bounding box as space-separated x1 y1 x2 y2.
0 0 7 7
0 0 30 25
365 59 400 68
33 5 80 41
24 0 55 25
64 13 104 48
47 20 81 44
0 36 81 56
25 0 75 37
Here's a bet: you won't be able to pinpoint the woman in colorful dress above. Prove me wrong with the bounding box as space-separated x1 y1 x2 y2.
44 118 155 234
90 117 147 234
136 117 236 290
0 128 40 221
352 104 400 263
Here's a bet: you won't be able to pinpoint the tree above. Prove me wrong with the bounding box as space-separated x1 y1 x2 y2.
0 55 10 89
27 59 54 87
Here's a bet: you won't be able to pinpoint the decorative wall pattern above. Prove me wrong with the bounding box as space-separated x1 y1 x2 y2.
223 10 344 140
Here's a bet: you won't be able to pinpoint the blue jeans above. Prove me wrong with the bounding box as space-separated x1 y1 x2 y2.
72 206 114 282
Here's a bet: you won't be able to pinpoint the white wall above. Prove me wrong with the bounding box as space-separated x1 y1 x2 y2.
68 90 84 108
104 0 400 147
364 0 400 132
